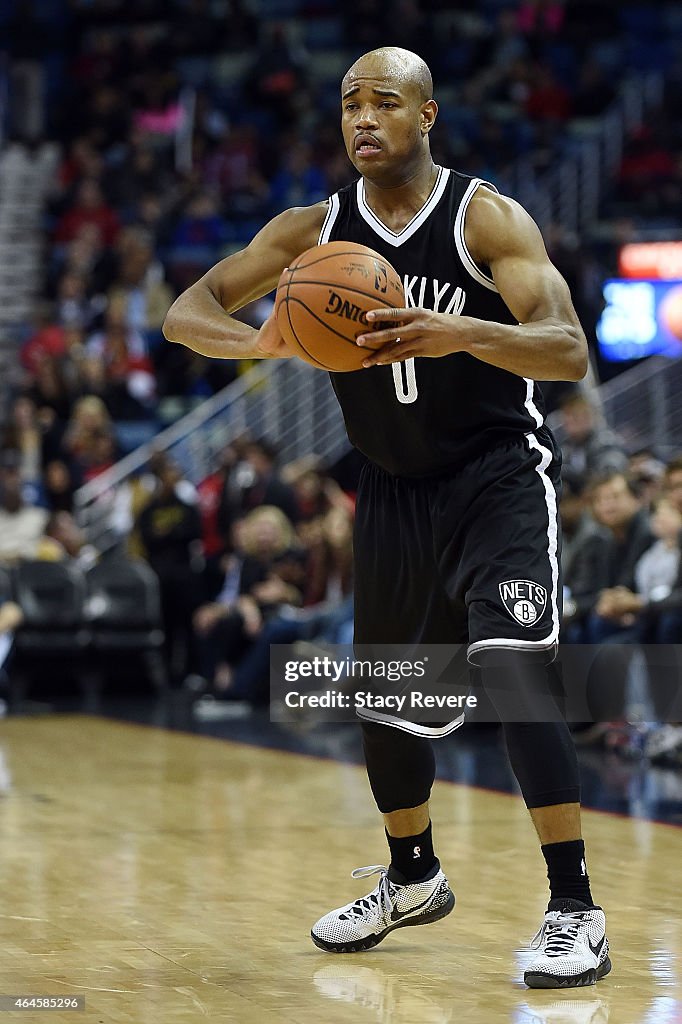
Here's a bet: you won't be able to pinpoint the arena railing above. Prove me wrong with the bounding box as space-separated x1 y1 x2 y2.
549 356 682 460
73 357 349 552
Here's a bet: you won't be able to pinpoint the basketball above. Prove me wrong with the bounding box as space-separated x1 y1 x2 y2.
275 241 405 371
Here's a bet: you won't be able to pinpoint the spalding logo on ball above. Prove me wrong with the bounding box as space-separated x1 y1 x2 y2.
275 241 405 372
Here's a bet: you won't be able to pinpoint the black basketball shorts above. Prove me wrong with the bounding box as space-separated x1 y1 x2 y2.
353 429 562 733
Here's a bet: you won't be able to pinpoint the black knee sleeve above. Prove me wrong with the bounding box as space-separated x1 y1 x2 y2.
475 650 580 809
501 721 580 808
361 722 436 813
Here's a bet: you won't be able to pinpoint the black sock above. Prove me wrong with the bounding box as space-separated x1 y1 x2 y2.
542 839 594 907
386 822 437 883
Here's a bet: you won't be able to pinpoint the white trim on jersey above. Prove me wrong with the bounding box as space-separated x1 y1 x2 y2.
356 166 450 247
356 706 466 738
453 178 499 293
523 377 544 428
466 430 560 664
467 635 559 662
318 192 340 244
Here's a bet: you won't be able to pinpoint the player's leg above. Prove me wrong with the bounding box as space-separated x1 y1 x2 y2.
311 720 454 952
311 464 455 952
439 431 610 988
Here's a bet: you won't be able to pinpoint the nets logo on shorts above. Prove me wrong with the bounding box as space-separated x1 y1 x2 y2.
498 580 547 627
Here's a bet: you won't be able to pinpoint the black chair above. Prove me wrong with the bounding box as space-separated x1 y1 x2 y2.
11 560 93 707
85 558 168 695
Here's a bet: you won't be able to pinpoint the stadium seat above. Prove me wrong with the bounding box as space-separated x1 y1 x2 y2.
11 560 93 708
84 558 168 694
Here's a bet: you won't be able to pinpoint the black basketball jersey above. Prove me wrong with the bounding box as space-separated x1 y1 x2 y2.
320 167 548 478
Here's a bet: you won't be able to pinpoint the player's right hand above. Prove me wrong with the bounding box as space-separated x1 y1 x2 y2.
254 311 295 359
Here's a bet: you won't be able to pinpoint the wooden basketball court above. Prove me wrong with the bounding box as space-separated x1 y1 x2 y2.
0 716 679 1023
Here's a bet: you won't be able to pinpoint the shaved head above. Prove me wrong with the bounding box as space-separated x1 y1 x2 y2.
342 47 433 103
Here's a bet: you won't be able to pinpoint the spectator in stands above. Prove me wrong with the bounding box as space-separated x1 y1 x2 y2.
196 444 239 589
593 459 682 641
618 127 677 206
26 355 75 425
218 439 300 540
58 138 105 195
4 397 44 492
109 144 169 212
584 492 682 761
586 471 653 643
559 392 628 478
55 272 93 331
44 511 98 569
190 506 303 704
560 470 608 641
525 63 572 123
57 223 114 306
248 24 307 120
170 192 229 254
633 497 681 614
193 498 354 719
627 449 666 510
572 60 616 119
62 396 115 480
44 460 75 513
138 456 202 683
54 178 121 249
481 10 529 78
662 455 682 517
20 304 67 375
269 143 328 211
0 450 50 565
84 306 156 418
282 456 354 523
106 231 174 335
202 125 266 205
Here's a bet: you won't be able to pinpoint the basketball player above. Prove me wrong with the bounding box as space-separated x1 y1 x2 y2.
163 47 610 988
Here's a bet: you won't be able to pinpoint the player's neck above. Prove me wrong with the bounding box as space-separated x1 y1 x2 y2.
362 159 439 234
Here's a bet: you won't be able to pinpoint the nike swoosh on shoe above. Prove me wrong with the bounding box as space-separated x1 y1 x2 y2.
389 889 438 923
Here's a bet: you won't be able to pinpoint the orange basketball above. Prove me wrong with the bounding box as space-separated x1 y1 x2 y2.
275 241 405 372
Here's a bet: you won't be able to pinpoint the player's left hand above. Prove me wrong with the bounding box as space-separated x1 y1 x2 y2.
356 307 472 367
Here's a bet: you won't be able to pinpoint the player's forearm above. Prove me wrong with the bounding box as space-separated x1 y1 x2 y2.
464 316 587 381
162 283 261 359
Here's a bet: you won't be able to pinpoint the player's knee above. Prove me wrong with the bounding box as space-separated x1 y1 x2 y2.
361 722 435 813
473 647 565 724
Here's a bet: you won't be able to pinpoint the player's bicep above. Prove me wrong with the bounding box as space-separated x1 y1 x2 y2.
491 249 581 330
468 191 582 330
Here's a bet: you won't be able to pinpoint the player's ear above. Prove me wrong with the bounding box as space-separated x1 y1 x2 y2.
420 100 438 135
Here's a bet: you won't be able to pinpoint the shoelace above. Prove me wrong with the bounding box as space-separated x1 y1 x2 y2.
530 912 586 957
340 865 395 921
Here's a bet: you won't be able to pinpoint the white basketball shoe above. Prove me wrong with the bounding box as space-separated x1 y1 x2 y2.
311 862 455 953
524 899 611 989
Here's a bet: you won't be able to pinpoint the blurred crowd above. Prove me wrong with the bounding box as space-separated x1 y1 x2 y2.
2 1 682 753
4 0 682 446
557 390 682 766
2 381 682 772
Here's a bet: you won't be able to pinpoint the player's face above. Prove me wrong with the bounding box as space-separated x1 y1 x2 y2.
341 79 428 178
